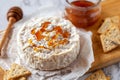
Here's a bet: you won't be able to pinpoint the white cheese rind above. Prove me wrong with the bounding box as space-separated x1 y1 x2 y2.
17 17 80 70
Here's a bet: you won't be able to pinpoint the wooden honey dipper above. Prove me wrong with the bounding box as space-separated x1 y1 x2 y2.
0 6 23 55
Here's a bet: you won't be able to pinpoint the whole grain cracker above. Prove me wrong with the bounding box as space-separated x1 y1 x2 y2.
8 63 31 80
98 18 112 34
104 24 120 44
100 34 118 52
4 71 27 80
100 24 120 52
98 16 120 34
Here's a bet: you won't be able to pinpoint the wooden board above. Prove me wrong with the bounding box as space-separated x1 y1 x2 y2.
0 0 120 79
88 0 120 72
0 67 4 80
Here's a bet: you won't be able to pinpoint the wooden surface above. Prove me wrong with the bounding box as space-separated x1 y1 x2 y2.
0 0 120 79
88 0 120 72
0 67 4 80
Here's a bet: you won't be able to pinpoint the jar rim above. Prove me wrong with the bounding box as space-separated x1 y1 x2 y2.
65 0 101 10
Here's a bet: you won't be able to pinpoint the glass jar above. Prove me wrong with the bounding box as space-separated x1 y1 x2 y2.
64 0 101 28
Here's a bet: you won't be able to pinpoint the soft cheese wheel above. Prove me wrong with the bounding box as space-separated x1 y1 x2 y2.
17 17 80 70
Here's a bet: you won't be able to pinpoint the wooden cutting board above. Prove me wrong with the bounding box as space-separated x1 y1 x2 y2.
0 67 4 80
0 0 120 79
88 0 120 72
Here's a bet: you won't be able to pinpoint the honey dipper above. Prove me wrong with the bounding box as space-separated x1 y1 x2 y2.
0 6 23 55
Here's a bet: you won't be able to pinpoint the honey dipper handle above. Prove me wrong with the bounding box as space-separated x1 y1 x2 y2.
0 17 16 55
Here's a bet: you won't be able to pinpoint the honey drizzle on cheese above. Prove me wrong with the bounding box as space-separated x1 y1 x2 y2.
29 21 70 52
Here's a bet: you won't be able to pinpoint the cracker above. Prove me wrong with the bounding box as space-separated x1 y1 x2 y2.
100 34 118 52
8 63 31 80
4 71 27 80
98 18 112 34
85 70 107 80
98 16 120 34
100 24 120 52
104 24 120 44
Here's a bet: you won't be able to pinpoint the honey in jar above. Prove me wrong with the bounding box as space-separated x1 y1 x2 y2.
65 0 101 28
